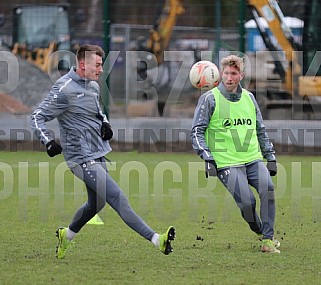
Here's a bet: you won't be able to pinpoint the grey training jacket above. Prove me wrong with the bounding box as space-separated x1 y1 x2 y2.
30 68 112 167
191 82 276 165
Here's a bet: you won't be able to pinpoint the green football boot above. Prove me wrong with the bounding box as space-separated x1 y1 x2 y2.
159 226 176 255
257 234 280 248
261 239 281 254
55 227 73 259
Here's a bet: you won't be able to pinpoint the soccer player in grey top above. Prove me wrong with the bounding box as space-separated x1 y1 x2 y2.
30 44 175 259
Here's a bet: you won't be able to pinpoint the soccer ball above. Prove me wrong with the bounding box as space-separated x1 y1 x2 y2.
189 60 220 89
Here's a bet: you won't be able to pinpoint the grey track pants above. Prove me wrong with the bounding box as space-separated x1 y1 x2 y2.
68 157 155 241
217 160 275 239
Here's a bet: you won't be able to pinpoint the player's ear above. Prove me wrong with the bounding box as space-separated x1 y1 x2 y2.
79 59 86 70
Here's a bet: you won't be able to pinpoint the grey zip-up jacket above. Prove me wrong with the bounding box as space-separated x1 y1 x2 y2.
191 82 276 166
30 68 112 167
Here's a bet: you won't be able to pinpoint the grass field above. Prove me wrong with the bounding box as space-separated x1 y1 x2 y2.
1 151 321 284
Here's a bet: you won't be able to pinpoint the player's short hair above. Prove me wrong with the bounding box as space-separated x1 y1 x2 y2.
221 55 244 73
76 44 105 61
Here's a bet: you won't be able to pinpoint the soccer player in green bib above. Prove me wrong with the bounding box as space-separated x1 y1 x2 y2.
191 55 280 253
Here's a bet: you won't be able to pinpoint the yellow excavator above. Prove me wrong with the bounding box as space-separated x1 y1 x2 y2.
11 4 71 72
247 0 321 119
137 0 185 66
132 0 185 115
138 0 321 119
11 1 183 74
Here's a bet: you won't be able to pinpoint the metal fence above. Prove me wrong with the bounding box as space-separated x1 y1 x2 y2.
0 1 321 121
106 23 243 118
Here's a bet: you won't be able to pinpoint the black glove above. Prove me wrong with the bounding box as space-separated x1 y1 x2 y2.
205 160 217 177
46 140 62 157
267 161 277 176
101 122 113 141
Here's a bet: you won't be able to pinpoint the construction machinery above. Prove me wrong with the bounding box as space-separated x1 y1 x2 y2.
133 0 321 119
11 4 71 72
132 0 185 115
247 0 321 119
136 0 184 67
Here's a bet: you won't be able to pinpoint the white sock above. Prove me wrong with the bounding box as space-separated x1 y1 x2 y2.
66 227 76 241
151 233 160 247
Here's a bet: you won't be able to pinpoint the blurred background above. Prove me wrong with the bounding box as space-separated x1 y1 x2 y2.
0 0 321 152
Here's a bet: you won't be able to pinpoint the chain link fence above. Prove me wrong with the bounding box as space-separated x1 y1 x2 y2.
107 23 240 117
0 0 320 121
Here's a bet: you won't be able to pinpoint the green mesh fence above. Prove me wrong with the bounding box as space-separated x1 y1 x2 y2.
0 0 321 120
